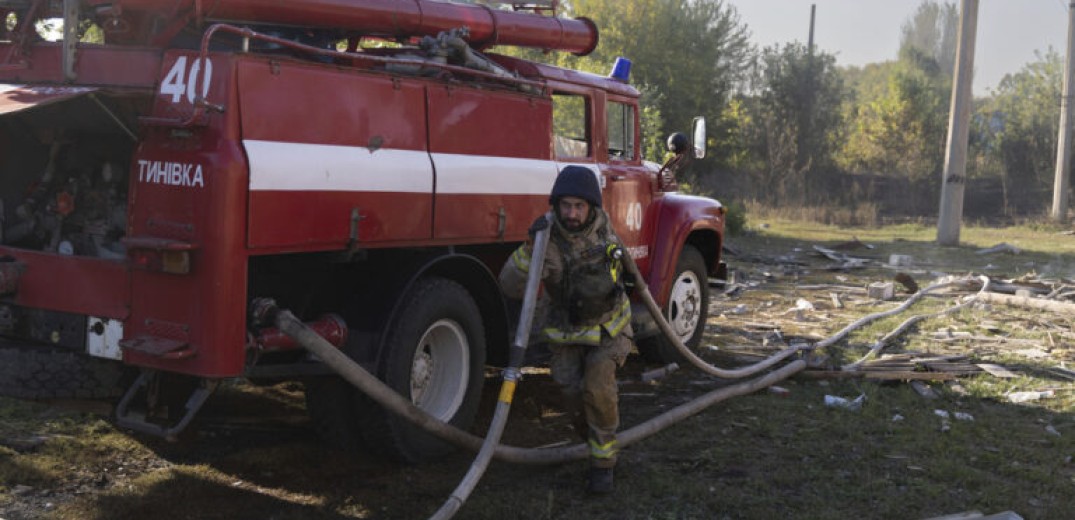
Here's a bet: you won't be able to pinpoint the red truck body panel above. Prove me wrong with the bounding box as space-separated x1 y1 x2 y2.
0 1 724 382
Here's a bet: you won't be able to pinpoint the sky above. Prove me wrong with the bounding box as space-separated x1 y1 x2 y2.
725 0 1070 95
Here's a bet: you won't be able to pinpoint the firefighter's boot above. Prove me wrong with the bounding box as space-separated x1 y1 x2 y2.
587 466 613 495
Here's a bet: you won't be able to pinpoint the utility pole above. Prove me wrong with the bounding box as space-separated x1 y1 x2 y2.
808 4 816 54
1052 1 1075 222
937 0 978 246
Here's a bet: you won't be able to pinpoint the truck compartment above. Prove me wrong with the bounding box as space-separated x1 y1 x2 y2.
0 88 148 258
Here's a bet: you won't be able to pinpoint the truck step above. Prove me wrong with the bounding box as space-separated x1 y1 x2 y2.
115 371 217 441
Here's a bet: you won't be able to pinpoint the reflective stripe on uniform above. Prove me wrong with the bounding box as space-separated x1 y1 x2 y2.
542 296 631 346
543 325 602 345
589 438 617 459
511 245 532 273
602 297 631 338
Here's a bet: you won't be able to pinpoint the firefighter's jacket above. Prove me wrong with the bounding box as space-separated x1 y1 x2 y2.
499 208 630 346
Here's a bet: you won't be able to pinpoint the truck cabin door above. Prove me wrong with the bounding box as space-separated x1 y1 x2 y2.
599 97 650 257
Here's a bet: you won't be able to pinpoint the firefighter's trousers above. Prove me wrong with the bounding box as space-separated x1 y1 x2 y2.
549 326 633 469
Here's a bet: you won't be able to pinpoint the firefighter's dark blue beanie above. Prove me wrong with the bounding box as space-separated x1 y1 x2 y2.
550 166 602 208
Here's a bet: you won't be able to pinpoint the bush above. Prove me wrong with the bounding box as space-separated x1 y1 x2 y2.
724 200 747 236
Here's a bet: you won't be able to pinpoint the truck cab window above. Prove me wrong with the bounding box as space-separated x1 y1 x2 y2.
553 93 590 159
606 101 635 161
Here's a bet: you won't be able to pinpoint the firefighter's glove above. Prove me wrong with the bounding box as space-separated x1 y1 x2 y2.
527 215 549 242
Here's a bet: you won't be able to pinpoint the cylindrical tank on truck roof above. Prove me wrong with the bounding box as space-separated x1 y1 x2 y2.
86 0 599 55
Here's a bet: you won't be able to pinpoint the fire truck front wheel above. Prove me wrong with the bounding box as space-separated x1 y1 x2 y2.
361 276 487 463
638 245 710 364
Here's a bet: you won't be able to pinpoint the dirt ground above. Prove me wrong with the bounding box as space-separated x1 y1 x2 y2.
2 229 1075 519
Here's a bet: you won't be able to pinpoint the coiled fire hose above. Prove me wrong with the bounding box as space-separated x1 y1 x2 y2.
259 238 806 519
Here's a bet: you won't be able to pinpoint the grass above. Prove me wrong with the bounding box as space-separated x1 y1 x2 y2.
743 214 1075 256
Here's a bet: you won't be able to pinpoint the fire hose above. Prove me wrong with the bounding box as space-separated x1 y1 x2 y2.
620 252 809 378
430 213 554 519
260 235 807 519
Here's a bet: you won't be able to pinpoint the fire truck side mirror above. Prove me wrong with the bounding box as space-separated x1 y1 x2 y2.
691 116 706 160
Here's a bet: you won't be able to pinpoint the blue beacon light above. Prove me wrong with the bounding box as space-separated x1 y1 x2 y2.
609 56 631 83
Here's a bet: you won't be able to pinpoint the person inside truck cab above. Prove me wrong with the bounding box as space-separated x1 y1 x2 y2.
498 165 632 495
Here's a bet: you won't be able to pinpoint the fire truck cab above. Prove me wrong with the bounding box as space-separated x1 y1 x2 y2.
0 0 725 461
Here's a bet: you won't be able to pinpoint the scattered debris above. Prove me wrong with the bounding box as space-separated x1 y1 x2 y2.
824 394 865 411
911 381 938 399
954 412 974 421
762 330 785 347
829 292 844 309
0 435 50 453
867 282 895 300
812 245 870 269
977 364 1019 378
1046 366 1075 381
893 272 919 293
1045 425 1061 437
640 363 680 383
831 237 873 251
936 410 952 432
978 291 1075 314
923 510 1024 520
1007 390 1055 403
888 254 913 267
767 385 790 397
724 304 749 316
742 321 781 330
976 243 1022 255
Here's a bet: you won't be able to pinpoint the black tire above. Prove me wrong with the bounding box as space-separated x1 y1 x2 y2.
359 276 486 463
638 245 710 364
0 343 127 400
305 325 383 453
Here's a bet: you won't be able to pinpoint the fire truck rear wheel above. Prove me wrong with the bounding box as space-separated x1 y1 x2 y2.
0 343 129 400
361 276 486 463
638 245 710 364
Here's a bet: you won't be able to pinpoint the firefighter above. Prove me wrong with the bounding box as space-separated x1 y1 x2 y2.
499 165 632 494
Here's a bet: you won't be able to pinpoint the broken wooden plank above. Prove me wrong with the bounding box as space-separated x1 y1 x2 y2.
923 362 981 376
975 242 1022 255
977 363 1020 378
1046 366 1075 381
799 370 957 381
977 291 1075 314
864 371 958 381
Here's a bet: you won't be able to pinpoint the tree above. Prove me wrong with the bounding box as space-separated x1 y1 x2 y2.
900 0 959 78
501 0 751 164
977 50 1063 213
836 2 956 215
724 44 846 204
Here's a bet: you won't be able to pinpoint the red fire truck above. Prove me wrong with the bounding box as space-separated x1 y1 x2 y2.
0 0 726 460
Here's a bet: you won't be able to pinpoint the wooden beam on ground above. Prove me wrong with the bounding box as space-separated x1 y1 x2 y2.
799 370 957 381
978 292 1075 314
